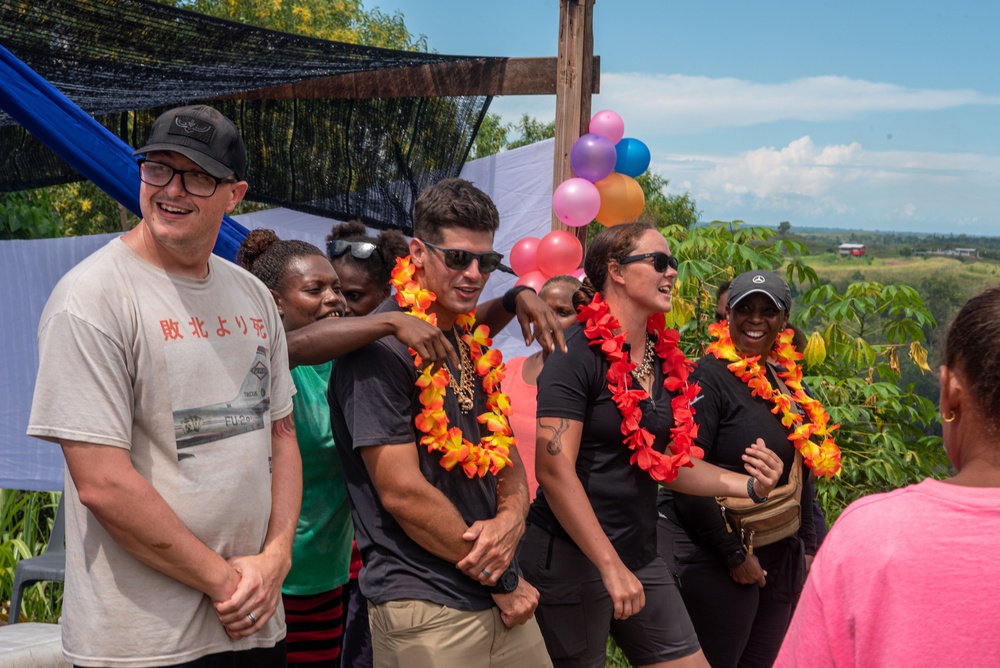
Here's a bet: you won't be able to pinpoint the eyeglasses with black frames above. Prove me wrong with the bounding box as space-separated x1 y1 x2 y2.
420 240 505 274
137 159 237 198
618 252 679 273
326 239 385 266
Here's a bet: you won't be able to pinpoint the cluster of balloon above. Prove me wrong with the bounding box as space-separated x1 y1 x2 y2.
509 231 585 292
551 110 651 229
512 110 652 291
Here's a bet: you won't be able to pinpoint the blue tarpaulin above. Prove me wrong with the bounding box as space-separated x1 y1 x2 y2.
0 43 248 259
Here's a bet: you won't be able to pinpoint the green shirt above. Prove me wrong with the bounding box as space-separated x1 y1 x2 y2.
283 361 353 594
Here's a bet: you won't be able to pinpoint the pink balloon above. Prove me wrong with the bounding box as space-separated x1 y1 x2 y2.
571 267 587 281
515 270 548 293
552 178 600 227
589 110 625 145
537 230 584 278
509 237 540 276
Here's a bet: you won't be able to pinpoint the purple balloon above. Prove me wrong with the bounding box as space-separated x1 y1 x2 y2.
570 133 617 183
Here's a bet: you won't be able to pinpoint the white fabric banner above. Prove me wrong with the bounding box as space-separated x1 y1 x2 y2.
1 140 555 491
0 233 120 490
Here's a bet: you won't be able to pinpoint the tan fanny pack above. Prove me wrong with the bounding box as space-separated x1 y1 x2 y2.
716 451 802 553
716 364 804 554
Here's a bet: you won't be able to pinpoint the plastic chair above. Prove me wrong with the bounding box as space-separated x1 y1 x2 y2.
8 493 66 624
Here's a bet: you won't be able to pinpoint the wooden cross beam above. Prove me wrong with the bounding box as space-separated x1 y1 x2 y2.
214 57 600 100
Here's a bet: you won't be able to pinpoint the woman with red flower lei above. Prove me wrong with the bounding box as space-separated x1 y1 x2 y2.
518 223 784 668
657 269 830 668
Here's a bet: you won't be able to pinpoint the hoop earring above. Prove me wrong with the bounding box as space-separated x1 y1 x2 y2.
942 411 957 423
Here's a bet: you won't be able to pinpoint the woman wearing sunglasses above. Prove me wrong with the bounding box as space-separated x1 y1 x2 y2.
519 222 784 668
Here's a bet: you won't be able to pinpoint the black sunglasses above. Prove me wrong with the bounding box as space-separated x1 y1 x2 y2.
327 239 385 266
420 240 504 274
618 252 679 273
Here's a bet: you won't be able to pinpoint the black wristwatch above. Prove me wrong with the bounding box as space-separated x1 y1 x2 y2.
486 568 519 594
725 549 748 569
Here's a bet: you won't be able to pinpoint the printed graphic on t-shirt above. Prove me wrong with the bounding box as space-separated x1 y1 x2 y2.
173 345 271 455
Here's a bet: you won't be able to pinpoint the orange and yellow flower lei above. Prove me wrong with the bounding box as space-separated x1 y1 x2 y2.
706 321 842 477
390 255 514 478
577 293 703 483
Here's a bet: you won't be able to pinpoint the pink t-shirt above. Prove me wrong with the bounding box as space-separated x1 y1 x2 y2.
775 478 1000 668
504 355 539 501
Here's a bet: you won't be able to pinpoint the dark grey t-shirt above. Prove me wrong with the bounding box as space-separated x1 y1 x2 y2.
528 324 678 571
328 299 498 610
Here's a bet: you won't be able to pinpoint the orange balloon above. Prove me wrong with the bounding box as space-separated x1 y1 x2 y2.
594 173 645 226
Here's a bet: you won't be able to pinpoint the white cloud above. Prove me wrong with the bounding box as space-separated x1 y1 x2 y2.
598 73 1000 134
655 137 1000 232
491 74 1000 135
486 74 1000 234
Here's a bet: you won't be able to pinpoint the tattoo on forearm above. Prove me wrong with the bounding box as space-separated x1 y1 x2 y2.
271 414 296 439
540 418 570 455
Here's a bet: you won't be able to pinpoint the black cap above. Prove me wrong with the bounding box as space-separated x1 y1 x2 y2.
727 270 792 312
133 105 247 181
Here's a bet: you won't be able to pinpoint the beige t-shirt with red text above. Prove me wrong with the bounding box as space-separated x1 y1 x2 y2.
28 238 294 667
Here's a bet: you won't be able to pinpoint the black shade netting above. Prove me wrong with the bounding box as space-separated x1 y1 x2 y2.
0 0 496 232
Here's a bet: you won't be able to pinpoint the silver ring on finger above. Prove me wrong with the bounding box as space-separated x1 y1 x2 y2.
247 611 257 625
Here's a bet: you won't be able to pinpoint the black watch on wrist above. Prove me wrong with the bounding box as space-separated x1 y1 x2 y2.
725 549 747 569
486 568 519 594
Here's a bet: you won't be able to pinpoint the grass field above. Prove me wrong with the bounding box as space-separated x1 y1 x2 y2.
799 252 1000 295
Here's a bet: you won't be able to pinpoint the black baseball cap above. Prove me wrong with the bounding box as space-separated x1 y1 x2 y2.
727 270 792 312
133 105 247 181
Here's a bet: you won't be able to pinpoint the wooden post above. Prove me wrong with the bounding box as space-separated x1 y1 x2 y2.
553 0 596 250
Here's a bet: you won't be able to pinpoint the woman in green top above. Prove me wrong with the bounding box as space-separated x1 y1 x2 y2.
237 229 354 666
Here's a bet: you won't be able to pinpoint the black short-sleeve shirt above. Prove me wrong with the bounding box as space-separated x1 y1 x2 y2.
666 354 816 566
528 324 679 571
328 299 498 611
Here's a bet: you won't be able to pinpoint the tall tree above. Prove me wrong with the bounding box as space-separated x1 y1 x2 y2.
164 0 426 49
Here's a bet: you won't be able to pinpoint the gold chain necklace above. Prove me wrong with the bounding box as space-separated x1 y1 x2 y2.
448 328 476 413
631 336 657 381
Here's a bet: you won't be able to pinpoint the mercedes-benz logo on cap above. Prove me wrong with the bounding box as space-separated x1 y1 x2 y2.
752 275 766 284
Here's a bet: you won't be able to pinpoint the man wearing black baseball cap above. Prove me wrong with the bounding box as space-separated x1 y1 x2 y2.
29 105 301 666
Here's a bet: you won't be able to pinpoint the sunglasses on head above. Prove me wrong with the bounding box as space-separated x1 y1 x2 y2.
327 239 384 265
420 240 504 274
618 252 679 273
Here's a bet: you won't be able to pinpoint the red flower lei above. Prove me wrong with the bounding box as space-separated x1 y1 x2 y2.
706 321 842 477
577 293 703 482
390 256 514 478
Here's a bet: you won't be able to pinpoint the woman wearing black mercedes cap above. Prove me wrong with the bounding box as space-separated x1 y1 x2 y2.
657 269 825 668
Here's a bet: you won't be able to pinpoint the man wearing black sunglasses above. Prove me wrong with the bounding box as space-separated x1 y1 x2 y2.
329 179 551 667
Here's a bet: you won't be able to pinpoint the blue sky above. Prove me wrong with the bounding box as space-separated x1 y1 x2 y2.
375 0 1000 235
